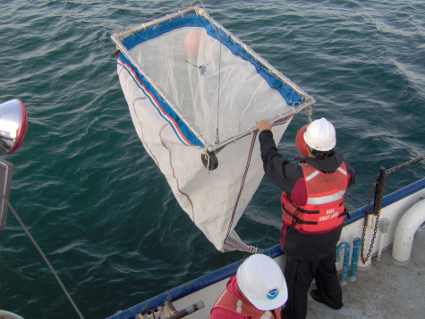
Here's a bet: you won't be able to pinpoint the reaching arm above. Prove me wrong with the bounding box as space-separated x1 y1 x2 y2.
258 128 304 195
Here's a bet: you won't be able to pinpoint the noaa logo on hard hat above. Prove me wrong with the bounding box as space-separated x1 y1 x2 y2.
267 289 279 300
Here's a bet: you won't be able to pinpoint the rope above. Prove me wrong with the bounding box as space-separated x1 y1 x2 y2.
239 80 265 133
304 105 313 124
215 28 222 145
8 202 85 319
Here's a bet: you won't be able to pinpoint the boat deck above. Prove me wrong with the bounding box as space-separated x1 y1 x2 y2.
108 224 425 319
307 226 425 319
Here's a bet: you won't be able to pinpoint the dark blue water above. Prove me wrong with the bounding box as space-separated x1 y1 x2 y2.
1 1 424 318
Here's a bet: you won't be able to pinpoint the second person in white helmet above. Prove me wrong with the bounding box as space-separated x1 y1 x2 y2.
210 253 288 319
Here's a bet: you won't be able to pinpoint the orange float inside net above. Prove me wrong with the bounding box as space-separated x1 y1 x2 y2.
184 30 201 55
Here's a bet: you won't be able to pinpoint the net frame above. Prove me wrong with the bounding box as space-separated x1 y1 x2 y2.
111 6 316 153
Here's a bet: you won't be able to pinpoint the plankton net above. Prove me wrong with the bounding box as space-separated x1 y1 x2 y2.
111 6 315 252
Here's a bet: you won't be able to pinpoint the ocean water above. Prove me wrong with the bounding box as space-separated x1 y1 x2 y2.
1 0 424 318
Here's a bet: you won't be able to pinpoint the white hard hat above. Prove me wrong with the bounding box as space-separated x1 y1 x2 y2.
236 254 288 311
303 117 336 152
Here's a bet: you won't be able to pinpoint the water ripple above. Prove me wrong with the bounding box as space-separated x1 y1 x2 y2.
1 1 425 318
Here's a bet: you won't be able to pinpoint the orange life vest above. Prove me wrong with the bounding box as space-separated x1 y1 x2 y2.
212 278 282 319
281 162 349 233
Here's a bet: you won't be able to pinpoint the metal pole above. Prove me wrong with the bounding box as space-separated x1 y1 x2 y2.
372 167 387 216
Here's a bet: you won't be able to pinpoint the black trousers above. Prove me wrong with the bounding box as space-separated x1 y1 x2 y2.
280 252 343 319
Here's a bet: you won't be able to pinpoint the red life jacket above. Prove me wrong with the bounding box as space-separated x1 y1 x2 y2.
281 162 349 233
211 276 282 319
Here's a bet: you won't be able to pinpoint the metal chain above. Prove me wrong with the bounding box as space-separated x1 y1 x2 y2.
360 181 376 263
359 156 425 264
360 172 386 264
361 210 381 264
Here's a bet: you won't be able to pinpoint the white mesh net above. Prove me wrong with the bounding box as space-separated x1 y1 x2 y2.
114 8 310 252
129 27 289 144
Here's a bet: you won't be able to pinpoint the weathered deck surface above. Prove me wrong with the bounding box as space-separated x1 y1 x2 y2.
109 225 425 319
307 226 425 319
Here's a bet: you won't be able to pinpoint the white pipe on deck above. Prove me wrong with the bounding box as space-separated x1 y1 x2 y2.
392 199 425 265
377 218 391 260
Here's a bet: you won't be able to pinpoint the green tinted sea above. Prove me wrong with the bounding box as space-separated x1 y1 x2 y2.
1 1 424 318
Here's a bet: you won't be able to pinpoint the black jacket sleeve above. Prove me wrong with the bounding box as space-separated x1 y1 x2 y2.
259 130 304 196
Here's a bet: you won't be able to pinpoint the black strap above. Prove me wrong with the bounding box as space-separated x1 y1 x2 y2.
283 206 318 225
283 202 319 214
339 208 350 219
293 219 317 225
295 206 320 214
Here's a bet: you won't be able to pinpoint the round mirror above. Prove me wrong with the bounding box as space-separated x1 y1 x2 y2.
0 99 28 154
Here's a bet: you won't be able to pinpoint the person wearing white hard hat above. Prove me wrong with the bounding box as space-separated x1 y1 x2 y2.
255 118 356 319
210 254 288 319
